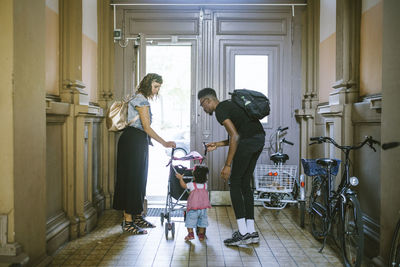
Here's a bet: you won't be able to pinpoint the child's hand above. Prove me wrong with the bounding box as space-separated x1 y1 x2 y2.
175 173 183 180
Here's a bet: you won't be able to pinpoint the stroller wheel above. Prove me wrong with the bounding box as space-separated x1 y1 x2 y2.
171 222 175 239
183 211 186 222
160 212 164 226
164 223 169 239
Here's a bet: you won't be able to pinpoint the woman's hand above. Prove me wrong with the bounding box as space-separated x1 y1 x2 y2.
206 142 218 152
221 165 231 180
164 141 176 148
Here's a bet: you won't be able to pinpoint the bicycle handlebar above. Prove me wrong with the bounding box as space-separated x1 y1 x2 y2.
309 136 380 152
382 142 400 150
276 126 289 133
282 138 294 146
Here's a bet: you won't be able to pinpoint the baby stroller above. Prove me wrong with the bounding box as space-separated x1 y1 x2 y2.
162 147 205 239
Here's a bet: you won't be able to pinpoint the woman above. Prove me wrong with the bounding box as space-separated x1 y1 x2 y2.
113 73 176 235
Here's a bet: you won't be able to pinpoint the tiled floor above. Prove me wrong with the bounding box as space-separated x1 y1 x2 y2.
50 205 362 266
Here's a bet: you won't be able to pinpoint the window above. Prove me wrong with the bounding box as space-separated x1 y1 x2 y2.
235 55 269 123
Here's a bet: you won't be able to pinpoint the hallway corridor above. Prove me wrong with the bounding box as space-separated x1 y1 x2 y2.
49 206 354 267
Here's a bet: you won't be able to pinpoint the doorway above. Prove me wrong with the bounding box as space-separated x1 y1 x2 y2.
115 5 302 195
145 45 192 203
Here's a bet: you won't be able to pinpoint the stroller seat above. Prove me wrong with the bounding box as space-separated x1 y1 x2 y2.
162 147 205 239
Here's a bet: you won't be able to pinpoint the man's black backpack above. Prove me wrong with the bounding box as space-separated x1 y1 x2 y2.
229 89 270 120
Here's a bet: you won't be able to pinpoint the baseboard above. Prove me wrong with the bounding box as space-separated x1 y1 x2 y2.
363 214 380 259
0 253 29 266
210 191 231 205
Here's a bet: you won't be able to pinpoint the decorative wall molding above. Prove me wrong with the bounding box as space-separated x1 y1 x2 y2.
361 94 382 112
328 87 359 106
129 18 199 35
46 100 70 115
0 215 22 257
217 18 287 35
317 103 344 117
61 80 89 105
352 98 382 123
126 10 200 36
45 212 70 255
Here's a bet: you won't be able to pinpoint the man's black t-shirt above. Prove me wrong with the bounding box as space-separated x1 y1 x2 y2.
215 100 265 139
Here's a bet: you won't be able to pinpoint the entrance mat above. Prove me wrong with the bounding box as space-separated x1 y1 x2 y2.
146 208 184 217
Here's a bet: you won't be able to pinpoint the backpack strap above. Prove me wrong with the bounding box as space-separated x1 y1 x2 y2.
126 94 139 126
127 115 139 126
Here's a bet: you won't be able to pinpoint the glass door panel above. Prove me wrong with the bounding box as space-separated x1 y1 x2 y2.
145 45 192 201
235 55 269 123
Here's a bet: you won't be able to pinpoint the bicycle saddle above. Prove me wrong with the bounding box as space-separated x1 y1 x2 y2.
316 158 338 168
270 153 289 164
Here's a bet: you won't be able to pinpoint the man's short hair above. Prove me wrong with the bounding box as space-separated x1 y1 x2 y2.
198 88 217 100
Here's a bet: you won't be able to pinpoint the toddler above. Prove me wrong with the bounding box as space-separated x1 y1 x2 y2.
176 164 211 241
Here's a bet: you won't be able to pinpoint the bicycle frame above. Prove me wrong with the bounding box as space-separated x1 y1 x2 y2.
310 136 379 201
309 136 379 266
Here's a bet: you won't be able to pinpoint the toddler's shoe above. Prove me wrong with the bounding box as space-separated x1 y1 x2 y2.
184 232 195 241
198 233 205 241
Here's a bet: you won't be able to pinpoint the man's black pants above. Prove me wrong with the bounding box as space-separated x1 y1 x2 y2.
229 134 265 220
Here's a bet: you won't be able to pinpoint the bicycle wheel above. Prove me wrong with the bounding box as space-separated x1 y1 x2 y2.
309 176 328 239
389 218 400 267
341 194 364 267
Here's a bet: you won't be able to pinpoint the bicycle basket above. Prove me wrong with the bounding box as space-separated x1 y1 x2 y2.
301 159 341 176
254 164 297 193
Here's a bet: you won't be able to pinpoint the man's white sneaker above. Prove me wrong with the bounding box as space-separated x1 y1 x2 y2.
223 231 252 246
249 231 259 243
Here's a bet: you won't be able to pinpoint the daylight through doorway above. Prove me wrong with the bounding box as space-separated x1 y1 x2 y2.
146 45 191 203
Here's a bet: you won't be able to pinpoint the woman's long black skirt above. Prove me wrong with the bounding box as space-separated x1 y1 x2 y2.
113 127 149 215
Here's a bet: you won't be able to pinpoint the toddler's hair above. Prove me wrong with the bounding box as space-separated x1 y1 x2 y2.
192 164 209 184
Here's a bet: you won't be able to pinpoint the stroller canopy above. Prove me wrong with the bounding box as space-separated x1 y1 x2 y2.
173 151 204 161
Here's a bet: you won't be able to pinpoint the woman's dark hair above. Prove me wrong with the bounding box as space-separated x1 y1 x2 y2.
137 73 163 98
192 164 209 184
197 87 217 100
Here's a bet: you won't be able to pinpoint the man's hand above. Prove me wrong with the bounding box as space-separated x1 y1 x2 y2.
221 165 231 180
206 142 218 152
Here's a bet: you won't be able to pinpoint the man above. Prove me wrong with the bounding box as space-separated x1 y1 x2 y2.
198 88 265 245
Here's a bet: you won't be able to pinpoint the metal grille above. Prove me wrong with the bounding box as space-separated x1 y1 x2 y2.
254 164 297 193
146 208 184 217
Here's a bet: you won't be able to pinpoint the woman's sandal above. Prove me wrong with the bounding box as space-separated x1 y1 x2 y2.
121 220 147 235
134 215 156 228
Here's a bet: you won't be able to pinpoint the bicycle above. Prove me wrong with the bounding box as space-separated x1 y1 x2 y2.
254 126 306 228
383 142 400 267
302 135 380 267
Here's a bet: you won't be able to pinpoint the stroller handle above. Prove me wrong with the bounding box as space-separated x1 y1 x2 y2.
171 147 188 157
